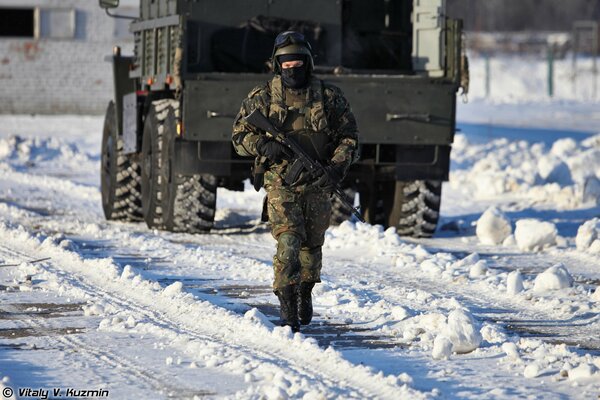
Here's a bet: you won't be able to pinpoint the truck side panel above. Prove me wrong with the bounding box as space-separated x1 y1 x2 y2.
182 75 456 146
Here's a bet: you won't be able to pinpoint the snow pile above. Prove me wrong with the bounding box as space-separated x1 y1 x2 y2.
514 219 557 251
533 264 573 292
523 363 542 378
450 133 600 207
431 336 453 360
569 363 599 381
0 135 94 170
476 207 512 245
437 308 482 355
575 218 600 254
506 270 525 295
501 342 520 361
325 221 403 249
537 155 573 186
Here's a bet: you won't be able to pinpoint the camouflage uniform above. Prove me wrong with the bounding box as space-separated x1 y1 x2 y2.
232 75 359 289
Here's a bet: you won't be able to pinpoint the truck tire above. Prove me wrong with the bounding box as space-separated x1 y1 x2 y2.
141 99 216 232
329 187 357 225
165 174 217 233
100 101 143 221
391 180 441 238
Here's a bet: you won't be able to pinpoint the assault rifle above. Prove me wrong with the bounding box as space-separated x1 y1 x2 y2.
244 109 364 223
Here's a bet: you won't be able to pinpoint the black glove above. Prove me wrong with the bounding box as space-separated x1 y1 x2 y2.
256 136 292 163
312 162 347 191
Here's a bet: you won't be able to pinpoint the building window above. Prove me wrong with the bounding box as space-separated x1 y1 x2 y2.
38 9 76 39
0 8 35 37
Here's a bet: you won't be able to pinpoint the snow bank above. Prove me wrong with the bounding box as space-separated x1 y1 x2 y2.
514 219 557 251
0 135 95 171
533 264 573 292
575 218 600 254
476 207 512 245
450 133 600 208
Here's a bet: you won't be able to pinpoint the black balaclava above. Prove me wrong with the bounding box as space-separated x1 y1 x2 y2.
278 54 310 89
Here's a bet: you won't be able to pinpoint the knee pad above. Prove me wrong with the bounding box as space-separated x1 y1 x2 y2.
276 232 302 265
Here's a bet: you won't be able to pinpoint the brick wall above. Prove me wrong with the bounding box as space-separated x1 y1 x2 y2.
0 0 137 115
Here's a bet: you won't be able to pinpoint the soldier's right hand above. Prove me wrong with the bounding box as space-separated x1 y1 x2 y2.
256 136 293 163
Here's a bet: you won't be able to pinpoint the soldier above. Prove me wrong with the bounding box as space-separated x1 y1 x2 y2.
232 31 359 332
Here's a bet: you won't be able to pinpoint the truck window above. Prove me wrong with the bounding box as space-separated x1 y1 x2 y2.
342 0 413 71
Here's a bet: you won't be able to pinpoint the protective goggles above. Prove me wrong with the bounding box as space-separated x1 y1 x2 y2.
274 31 313 52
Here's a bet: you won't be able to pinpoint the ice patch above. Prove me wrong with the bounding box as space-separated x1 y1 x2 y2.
476 207 512 245
514 219 557 251
533 264 573 292
575 218 600 254
441 308 482 354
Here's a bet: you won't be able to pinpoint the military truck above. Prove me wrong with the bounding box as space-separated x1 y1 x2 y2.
99 0 468 237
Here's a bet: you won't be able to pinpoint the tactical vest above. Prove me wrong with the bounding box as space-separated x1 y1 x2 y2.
268 75 332 161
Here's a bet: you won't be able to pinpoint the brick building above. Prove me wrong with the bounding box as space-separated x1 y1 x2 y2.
0 0 138 114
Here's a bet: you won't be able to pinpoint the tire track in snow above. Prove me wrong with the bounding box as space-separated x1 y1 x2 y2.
0 225 423 400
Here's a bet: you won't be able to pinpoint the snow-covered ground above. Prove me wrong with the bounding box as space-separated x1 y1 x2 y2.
1 57 600 399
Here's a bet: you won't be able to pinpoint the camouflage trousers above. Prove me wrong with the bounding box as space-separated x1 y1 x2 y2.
266 187 332 289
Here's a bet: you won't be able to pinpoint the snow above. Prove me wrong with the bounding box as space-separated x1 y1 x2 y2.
569 363 599 381
441 308 482 354
576 218 600 254
502 342 520 361
514 219 558 251
476 207 512 245
0 54 600 399
506 270 525 295
533 264 574 292
432 336 453 360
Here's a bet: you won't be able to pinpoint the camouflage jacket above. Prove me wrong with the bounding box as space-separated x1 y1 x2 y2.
232 75 360 190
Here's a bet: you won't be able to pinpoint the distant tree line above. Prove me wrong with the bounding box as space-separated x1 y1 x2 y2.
446 0 600 31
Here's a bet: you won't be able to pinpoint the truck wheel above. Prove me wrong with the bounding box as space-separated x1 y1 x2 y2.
141 99 172 229
330 187 357 225
390 180 441 238
100 101 143 221
166 174 217 233
141 99 216 232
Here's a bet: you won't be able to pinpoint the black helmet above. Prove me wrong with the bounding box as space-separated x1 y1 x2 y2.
271 31 314 73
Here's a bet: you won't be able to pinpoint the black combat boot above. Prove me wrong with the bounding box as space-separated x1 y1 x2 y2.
274 285 300 332
298 282 315 325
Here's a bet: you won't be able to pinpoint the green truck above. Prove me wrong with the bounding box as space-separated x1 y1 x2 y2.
99 0 468 237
